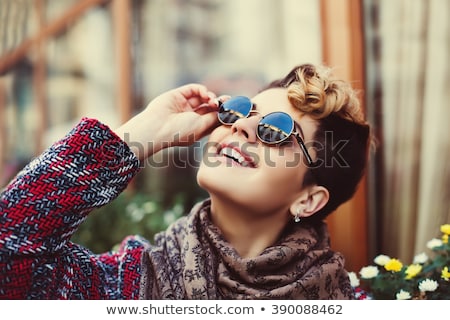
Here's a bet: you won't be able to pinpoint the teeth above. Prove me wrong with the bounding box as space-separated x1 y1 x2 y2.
220 147 250 166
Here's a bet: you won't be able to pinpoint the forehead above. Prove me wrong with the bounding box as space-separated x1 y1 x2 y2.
251 88 291 114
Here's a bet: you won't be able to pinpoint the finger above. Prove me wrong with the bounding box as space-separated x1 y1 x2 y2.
216 95 232 105
191 94 229 114
197 112 221 137
171 84 218 114
179 84 214 101
195 85 217 102
193 104 219 115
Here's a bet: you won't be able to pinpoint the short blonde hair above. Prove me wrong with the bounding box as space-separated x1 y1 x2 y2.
286 64 366 125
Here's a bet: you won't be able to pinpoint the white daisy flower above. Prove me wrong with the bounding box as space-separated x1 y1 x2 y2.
348 272 360 287
396 290 412 300
413 252 428 264
426 238 443 249
418 279 439 292
359 266 379 279
374 254 391 266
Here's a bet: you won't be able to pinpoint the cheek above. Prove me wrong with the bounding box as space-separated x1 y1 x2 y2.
263 149 307 187
266 165 304 189
262 148 305 172
208 126 228 143
245 165 304 211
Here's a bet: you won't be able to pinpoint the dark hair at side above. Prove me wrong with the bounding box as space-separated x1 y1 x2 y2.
263 64 371 223
304 115 370 223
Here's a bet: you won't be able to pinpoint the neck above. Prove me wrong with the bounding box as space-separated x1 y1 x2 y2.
208 194 290 258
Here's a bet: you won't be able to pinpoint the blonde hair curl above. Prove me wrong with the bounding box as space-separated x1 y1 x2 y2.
286 64 365 125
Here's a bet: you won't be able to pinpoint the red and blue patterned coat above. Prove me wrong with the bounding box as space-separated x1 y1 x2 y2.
0 118 147 299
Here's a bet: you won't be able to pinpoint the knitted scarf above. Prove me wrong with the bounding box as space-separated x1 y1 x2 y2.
139 199 353 299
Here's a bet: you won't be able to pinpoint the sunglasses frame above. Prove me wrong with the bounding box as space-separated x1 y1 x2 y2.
218 97 314 166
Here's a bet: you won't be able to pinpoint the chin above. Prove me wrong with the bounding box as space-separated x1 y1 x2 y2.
196 165 237 199
196 167 208 191
196 165 218 194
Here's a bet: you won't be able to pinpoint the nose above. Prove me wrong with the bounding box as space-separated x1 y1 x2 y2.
230 115 260 143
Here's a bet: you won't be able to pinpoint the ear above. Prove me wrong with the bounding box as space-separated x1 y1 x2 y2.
290 186 330 219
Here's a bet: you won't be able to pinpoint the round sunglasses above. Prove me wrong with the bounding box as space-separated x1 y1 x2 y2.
217 96 314 166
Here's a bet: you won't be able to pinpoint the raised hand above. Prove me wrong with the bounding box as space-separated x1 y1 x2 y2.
114 84 221 160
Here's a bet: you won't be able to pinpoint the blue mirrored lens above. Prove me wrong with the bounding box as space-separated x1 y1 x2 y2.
218 96 252 124
257 112 294 143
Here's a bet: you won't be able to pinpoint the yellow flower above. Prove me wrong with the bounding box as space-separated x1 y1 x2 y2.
440 224 450 235
384 258 403 272
405 264 422 279
443 234 448 244
442 266 450 281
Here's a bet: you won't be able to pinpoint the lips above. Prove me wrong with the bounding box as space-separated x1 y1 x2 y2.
217 144 257 168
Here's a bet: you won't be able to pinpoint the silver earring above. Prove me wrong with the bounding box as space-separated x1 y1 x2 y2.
294 208 301 223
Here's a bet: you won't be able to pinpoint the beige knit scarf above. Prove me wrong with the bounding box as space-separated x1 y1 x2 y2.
139 199 353 299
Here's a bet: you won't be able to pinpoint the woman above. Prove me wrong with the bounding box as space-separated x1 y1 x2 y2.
0 64 371 299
